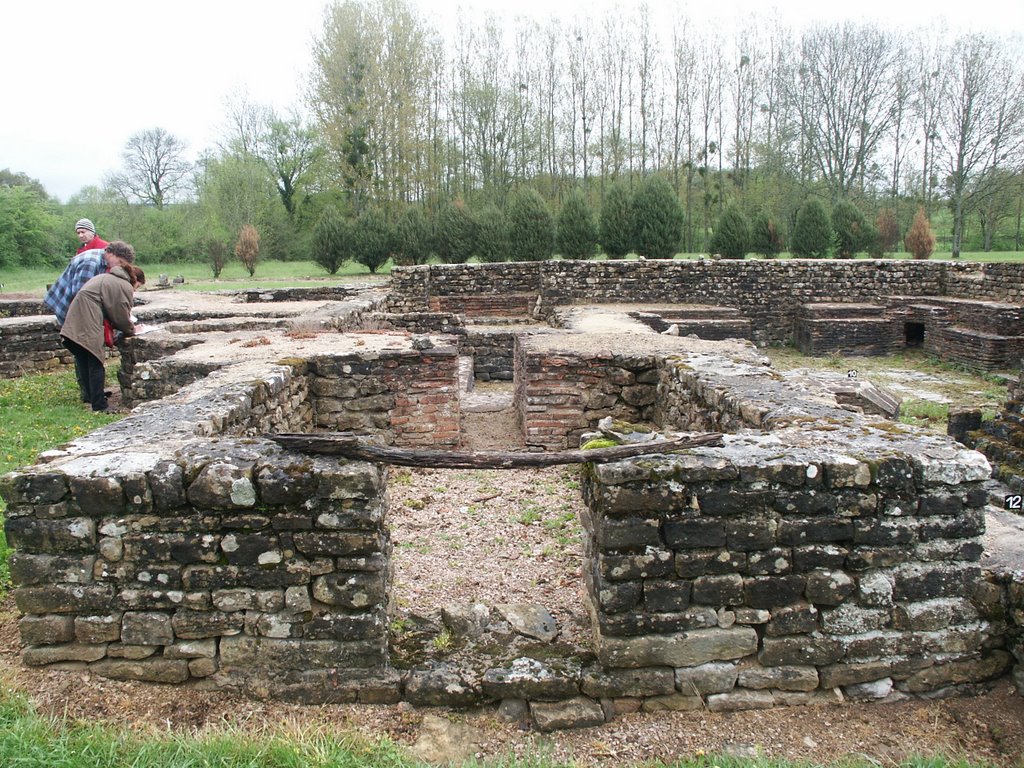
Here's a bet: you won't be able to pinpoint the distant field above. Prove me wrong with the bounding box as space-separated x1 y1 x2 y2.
2 251 1021 296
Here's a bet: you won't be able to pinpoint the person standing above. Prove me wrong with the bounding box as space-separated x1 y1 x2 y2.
44 241 137 404
74 218 109 254
59 260 143 412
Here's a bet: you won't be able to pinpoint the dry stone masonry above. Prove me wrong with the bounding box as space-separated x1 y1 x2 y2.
2 260 1023 730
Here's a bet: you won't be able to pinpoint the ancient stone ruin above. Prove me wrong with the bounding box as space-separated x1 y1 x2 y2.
2 259 1022 730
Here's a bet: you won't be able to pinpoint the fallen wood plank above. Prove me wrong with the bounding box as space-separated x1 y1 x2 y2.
267 432 724 469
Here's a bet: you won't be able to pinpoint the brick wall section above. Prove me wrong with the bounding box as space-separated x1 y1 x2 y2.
307 346 460 447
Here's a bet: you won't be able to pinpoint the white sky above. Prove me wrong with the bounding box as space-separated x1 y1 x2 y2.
1 0 1021 203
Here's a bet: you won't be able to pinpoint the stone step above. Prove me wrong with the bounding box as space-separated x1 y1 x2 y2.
800 303 887 319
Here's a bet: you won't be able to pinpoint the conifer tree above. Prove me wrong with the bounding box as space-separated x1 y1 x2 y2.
556 188 598 260
790 199 832 258
507 188 555 262
632 176 682 259
710 203 751 259
904 207 937 260
599 181 633 258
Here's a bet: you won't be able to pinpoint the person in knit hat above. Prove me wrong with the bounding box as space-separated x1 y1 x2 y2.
74 218 109 254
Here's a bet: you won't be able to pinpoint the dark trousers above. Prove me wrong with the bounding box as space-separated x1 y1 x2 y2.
62 338 107 411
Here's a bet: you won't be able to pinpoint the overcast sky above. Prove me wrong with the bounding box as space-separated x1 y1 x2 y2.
2 0 1021 204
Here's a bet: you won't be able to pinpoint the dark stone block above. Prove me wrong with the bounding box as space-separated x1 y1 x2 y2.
846 546 911 570
149 461 187 511
599 550 674 581
778 518 855 545
172 609 244 639
696 488 771 517
182 559 311 590
873 458 916 494
663 518 726 549
893 565 979 601
5 516 95 553
9 553 94 586
644 579 691 612
256 459 317 506
596 607 718 637
293 531 384 557
221 533 280 566
312 572 386 609
743 576 807 609
745 548 793 576
917 492 964 516
793 544 848 570
594 577 642 613
765 603 820 636
918 510 984 541
853 518 917 546
597 517 661 550
772 491 838 516
759 635 844 666
675 549 747 578
15 584 114 614
725 519 777 551
692 574 744 605
304 609 386 640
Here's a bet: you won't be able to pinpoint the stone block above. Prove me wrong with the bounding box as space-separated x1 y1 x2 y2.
483 657 582 701
675 549 746 578
706 689 775 712
675 662 738 695
404 663 482 707
293 531 384 558
692 574 744 606
644 579 691 612
663 518 727 549
641 693 704 711
805 569 856 606
19 614 74 645
745 548 792 576
778 518 854 546
819 661 894 688
303 610 386 640
900 651 1012 693
765 603 820 636
792 544 847 570
172 609 243 639
121 611 173 646
148 461 187 510
91 658 190 683
581 665 675 698
530 696 606 731
596 607 717 637
15 584 113 614
597 517 661 550
5 516 95 553
255 459 317 506
312 572 386 609
759 636 844 666
892 564 979 602
738 665 819 691
9 553 95 586
725 519 777 551
212 588 284 613
743 576 806 609
68 475 124 516
597 626 758 668
220 635 387 670
24 643 108 665
600 550 674 581
820 604 890 634
75 615 121 644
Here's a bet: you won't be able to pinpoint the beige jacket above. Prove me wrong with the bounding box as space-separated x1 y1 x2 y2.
59 267 136 363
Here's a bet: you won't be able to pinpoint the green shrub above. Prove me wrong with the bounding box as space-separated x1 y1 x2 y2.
475 204 510 263
393 205 432 266
435 199 477 264
311 207 350 274
599 180 633 258
791 198 832 258
351 207 394 273
632 175 682 259
507 188 554 262
832 199 873 259
710 203 751 259
556 188 598 260
750 210 784 258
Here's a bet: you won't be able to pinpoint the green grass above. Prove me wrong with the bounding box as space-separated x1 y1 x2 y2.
0 259 391 296
0 685 421 768
0 367 125 592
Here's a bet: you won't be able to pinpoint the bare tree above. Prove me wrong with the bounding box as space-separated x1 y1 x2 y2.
940 34 1024 257
107 127 191 208
797 23 898 199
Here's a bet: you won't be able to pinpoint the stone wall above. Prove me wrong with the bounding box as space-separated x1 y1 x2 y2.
4 340 1017 724
388 261 1024 368
0 314 73 378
